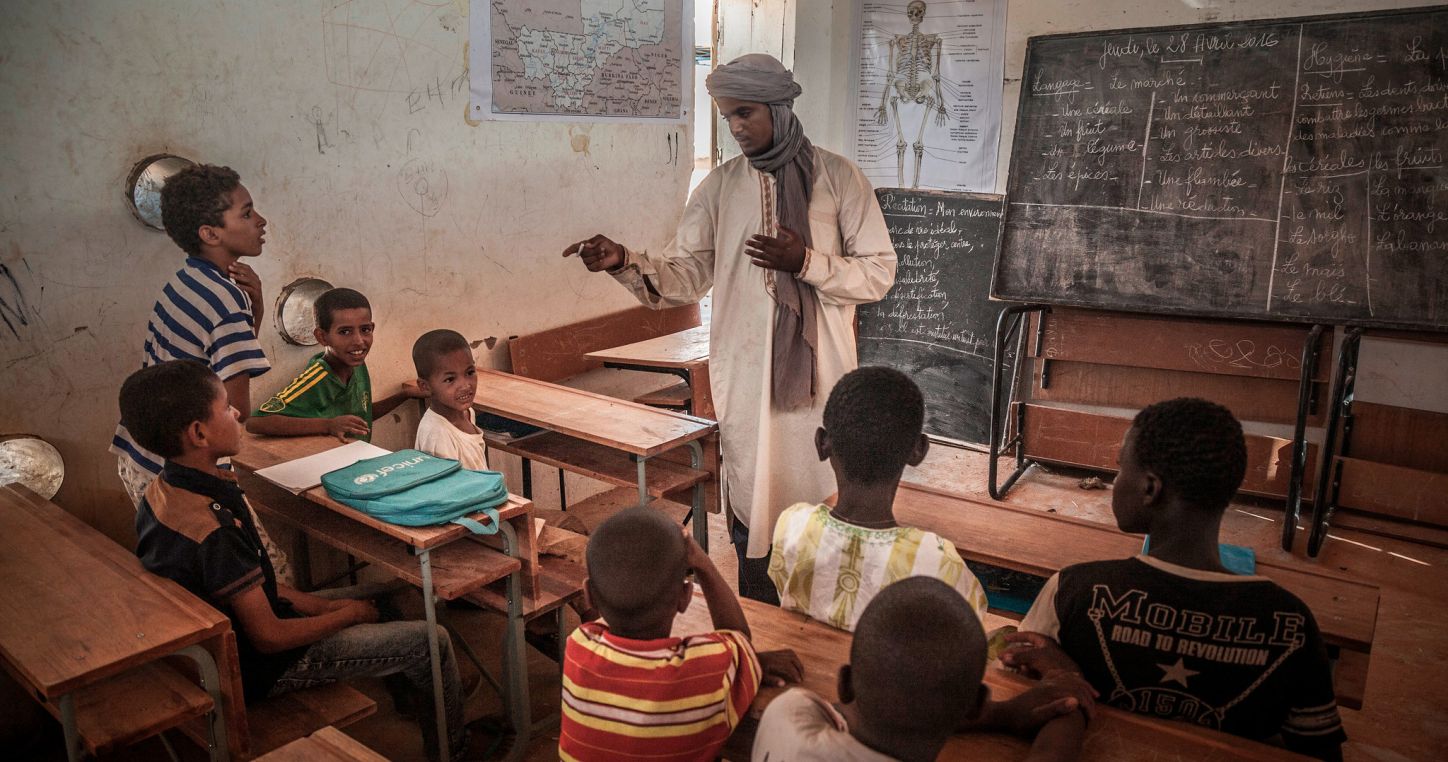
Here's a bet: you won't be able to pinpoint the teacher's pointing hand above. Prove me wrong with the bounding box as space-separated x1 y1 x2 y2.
563 234 627 272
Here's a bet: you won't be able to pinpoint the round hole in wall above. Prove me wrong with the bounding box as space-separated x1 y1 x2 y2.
125 154 197 230
0 434 65 500
274 277 335 346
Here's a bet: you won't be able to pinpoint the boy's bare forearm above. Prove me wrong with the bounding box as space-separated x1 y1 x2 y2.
251 606 357 653
246 415 330 437
696 561 750 638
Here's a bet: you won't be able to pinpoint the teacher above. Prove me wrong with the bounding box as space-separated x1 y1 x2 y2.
564 54 896 603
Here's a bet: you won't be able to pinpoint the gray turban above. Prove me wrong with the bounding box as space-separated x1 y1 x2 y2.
706 54 819 410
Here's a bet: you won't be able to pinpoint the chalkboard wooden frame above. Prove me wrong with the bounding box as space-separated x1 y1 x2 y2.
993 4 1448 333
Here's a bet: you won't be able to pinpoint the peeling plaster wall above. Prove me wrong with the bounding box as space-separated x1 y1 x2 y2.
0 0 691 543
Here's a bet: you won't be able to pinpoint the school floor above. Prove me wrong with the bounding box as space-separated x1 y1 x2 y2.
19 447 1447 761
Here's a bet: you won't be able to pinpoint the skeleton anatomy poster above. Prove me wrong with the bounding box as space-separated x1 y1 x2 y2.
850 0 1007 192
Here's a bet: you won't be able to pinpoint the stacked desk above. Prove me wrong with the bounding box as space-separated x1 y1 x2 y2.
0 484 232 762
585 324 712 417
232 434 533 760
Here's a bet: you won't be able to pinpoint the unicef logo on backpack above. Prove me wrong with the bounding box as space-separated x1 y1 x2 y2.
353 473 378 485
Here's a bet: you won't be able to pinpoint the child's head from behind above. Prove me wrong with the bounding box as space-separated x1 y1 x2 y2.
819 366 928 485
585 507 691 634
160 164 265 260
313 288 374 369
843 577 987 741
1113 397 1247 533
412 329 477 415
119 360 241 462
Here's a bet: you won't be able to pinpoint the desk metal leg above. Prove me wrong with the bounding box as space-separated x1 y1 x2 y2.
497 521 530 762
175 644 228 762
686 440 707 552
988 305 1047 500
1308 327 1363 558
1283 325 1326 552
59 693 80 762
417 549 450 760
635 456 649 508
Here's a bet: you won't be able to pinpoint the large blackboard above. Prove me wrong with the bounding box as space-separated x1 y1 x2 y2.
857 190 1011 446
994 6 1448 332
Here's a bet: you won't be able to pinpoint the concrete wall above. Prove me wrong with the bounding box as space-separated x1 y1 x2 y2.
0 0 691 543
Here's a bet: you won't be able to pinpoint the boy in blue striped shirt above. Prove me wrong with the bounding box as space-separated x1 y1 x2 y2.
110 164 288 577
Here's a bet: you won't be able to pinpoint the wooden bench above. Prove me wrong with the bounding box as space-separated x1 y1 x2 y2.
890 482 1380 709
1321 401 1448 548
472 368 717 551
671 591 1309 760
508 303 701 400
254 725 388 761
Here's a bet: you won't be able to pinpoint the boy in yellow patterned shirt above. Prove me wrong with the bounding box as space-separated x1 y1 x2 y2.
768 367 988 631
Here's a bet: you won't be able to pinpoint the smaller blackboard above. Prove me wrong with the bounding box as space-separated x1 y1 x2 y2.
857 190 1012 446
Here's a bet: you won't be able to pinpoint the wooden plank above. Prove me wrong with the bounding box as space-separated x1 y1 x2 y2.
1032 361 1325 426
1032 309 1331 382
1335 457 1448 527
0 485 228 698
585 325 711 368
467 554 587 621
241 476 521 601
674 593 1307 761
634 380 692 408
474 369 717 457
246 683 377 759
486 431 710 497
67 661 214 754
1348 402 1448 475
510 304 700 382
1333 649 1369 712
890 482 1379 660
1020 403 1315 498
1331 510 1448 549
256 727 389 762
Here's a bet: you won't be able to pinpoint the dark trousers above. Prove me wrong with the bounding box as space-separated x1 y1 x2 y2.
729 515 780 606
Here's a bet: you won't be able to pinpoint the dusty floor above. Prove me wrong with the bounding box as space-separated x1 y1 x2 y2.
17 446 1447 761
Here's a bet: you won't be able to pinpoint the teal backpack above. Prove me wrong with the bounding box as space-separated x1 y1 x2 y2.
321 450 508 535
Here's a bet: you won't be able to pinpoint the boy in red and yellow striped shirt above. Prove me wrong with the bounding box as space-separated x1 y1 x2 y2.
561 508 801 761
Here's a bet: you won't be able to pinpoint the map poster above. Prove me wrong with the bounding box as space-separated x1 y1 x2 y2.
470 0 692 123
849 0 1007 192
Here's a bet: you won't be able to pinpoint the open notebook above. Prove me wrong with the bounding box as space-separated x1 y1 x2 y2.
253 440 391 494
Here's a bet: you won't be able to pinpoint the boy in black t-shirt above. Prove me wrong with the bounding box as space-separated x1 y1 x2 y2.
120 360 474 762
1005 398 1345 760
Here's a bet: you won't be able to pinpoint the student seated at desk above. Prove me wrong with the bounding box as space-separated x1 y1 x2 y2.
120 361 480 762
1006 398 1346 761
768 367 988 631
561 508 803 761
411 328 588 536
247 288 418 442
753 577 1090 762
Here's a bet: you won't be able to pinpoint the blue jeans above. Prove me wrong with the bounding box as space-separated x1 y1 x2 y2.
269 590 465 761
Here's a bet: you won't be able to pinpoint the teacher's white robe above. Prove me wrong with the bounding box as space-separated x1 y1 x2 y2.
611 148 897 558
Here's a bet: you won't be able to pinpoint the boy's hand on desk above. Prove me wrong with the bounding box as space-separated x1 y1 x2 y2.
1000 631 1083 681
326 415 371 442
756 649 804 687
1015 672 1097 727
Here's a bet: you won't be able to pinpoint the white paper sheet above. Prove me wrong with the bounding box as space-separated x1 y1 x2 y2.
253 440 392 495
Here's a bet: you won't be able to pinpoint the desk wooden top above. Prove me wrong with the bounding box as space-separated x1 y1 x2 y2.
673 593 1305 761
0 485 230 698
585 325 711 368
234 433 533 551
255 725 388 761
473 368 716 457
892 482 1380 653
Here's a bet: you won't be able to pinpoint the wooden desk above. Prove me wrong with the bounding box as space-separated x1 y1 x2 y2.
254 726 387 761
0 484 233 762
585 324 710 369
233 434 532 761
673 593 1306 761
472 368 718 550
891 482 1379 707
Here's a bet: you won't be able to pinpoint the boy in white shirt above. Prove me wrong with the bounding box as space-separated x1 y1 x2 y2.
411 329 588 537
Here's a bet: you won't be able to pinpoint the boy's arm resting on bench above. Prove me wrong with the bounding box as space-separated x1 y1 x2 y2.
958 673 1093 762
230 583 378 653
246 413 370 442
